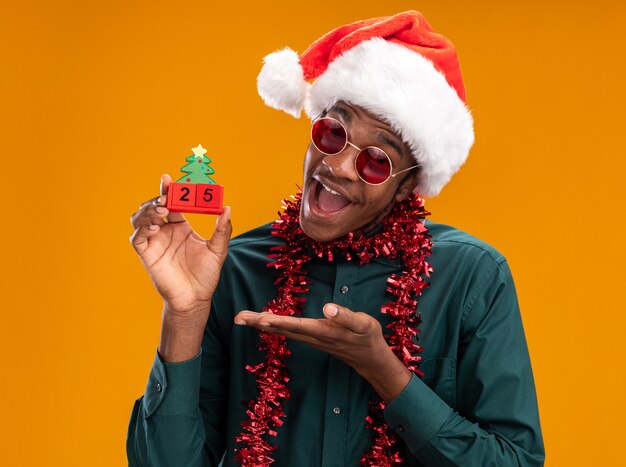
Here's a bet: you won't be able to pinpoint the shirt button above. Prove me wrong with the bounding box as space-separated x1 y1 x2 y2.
340 285 349 294
155 383 162 393
397 425 406 433
333 407 341 415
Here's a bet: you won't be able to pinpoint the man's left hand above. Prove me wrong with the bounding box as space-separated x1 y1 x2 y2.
234 304 412 403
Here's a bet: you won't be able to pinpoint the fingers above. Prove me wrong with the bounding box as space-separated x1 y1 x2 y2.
235 311 334 339
135 195 162 213
206 206 232 262
129 175 180 253
323 304 372 334
129 194 170 254
158 174 186 223
130 224 161 255
235 311 310 333
234 311 326 345
235 305 374 337
160 173 172 197
130 197 170 229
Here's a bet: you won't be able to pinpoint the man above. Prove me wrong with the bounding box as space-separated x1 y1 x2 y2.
127 11 545 466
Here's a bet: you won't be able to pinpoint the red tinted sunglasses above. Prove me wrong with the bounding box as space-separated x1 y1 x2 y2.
311 117 420 185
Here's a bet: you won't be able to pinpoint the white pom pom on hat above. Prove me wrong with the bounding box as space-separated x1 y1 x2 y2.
256 10 475 197
257 48 310 118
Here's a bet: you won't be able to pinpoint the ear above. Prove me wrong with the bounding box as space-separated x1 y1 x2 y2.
394 171 420 202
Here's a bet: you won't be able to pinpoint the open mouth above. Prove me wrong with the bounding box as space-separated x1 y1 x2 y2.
310 178 353 216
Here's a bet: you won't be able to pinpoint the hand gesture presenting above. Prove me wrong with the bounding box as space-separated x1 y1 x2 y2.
130 174 232 361
235 304 412 403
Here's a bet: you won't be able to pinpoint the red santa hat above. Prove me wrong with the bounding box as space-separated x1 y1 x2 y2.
257 11 474 197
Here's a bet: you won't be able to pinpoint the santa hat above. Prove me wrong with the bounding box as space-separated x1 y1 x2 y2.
257 11 474 197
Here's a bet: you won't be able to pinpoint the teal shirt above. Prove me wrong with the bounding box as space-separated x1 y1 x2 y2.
127 221 545 466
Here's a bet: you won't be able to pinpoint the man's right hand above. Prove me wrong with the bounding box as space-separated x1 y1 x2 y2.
129 174 232 361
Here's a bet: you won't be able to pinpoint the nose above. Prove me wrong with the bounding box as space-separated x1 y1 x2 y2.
321 144 360 181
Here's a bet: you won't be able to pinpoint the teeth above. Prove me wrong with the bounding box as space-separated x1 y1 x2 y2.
322 183 341 196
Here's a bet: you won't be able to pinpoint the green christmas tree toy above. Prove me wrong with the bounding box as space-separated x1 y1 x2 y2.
166 144 224 214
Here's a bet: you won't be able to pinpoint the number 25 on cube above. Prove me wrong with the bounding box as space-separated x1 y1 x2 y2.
166 144 224 215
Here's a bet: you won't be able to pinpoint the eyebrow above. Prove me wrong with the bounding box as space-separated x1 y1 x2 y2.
330 104 352 124
329 104 406 159
376 134 405 160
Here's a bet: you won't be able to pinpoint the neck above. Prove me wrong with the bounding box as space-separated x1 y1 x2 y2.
353 199 396 238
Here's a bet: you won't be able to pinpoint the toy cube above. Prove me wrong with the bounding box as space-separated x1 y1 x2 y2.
166 182 224 215
195 184 224 214
167 183 197 211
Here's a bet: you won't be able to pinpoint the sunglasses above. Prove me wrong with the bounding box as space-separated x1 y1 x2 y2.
311 117 420 185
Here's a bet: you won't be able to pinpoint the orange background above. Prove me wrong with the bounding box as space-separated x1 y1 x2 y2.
1 1 624 465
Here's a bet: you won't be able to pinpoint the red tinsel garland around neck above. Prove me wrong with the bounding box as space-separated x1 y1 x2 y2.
234 191 434 466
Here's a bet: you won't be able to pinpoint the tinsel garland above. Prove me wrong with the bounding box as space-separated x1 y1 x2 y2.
234 191 433 466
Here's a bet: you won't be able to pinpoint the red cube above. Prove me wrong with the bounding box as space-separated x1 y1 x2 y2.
195 184 224 214
168 183 196 209
167 183 224 215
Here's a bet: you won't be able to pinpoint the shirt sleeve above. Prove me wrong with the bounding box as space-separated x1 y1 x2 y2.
383 260 545 466
126 301 230 467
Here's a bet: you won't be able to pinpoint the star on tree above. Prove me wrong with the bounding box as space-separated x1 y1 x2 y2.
191 144 207 157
